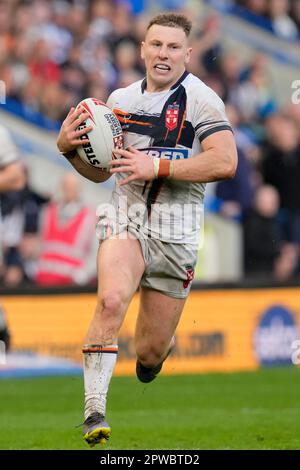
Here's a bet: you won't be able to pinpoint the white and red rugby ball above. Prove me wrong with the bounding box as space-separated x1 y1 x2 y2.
76 97 123 170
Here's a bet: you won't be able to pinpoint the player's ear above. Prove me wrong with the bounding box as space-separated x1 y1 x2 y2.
141 41 145 60
184 47 192 65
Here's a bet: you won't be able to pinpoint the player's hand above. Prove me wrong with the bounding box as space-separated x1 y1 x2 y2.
110 147 155 186
57 107 93 154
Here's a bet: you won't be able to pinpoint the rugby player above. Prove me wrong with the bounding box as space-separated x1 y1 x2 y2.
57 13 237 447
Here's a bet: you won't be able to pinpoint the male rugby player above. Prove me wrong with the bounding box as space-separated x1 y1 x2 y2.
57 13 237 447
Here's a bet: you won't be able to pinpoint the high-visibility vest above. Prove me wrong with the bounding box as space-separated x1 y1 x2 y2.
35 203 95 286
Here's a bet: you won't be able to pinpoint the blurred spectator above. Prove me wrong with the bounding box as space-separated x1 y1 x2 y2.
225 102 262 167
28 38 61 83
290 0 300 31
243 185 297 279
19 171 50 284
218 51 242 101
0 168 49 287
234 0 300 38
0 125 25 278
285 102 300 135
33 1 73 65
245 0 268 17
191 13 223 78
268 0 299 40
215 146 255 220
114 40 142 75
0 125 25 194
34 172 96 286
274 243 300 281
262 114 300 244
230 63 277 123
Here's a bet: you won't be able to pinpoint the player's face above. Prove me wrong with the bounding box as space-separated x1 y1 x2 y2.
141 25 192 92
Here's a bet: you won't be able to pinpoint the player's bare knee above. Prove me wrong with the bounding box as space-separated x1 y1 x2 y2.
98 290 127 317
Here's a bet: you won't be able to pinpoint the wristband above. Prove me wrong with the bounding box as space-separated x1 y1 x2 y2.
153 157 160 178
153 158 174 179
158 159 171 178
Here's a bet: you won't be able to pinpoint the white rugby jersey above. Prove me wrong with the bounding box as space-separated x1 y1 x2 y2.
106 71 232 245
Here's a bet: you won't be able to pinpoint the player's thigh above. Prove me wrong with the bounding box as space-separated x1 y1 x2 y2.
135 287 186 352
97 235 145 303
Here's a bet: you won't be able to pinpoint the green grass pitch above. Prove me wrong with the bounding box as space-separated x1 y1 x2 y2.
0 367 299 450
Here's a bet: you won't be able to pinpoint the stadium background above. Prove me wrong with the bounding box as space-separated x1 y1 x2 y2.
0 0 300 450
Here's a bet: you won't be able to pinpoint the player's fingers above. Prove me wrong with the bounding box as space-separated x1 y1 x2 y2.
109 164 132 173
64 106 82 124
113 148 133 158
71 138 90 146
118 174 137 186
65 107 75 119
68 126 91 141
127 146 139 154
67 106 85 121
69 112 89 131
74 106 85 117
110 157 130 166
76 125 93 136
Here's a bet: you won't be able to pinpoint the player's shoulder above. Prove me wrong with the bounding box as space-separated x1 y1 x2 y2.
183 73 225 107
107 80 143 106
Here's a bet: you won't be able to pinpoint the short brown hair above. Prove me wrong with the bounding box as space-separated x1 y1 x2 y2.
147 13 192 37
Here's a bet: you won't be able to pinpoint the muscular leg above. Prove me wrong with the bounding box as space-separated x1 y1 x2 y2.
135 287 186 369
85 235 145 345
82 235 144 446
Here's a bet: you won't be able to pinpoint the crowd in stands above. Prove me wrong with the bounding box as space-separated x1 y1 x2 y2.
0 0 300 287
211 0 300 42
231 0 300 40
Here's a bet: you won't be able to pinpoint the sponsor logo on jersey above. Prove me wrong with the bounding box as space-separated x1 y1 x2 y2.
141 147 189 160
166 103 179 131
254 305 300 366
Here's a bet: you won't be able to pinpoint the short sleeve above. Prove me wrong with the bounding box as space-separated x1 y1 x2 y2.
0 125 19 168
106 90 118 110
192 88 232 143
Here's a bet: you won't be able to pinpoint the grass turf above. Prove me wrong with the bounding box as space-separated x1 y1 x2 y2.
0 367 299 450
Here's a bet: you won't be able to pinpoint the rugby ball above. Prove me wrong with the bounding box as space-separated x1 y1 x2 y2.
76 98 123 170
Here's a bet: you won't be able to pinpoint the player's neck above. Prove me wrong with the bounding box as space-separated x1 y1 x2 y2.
145 70 187 93
146 82 172 93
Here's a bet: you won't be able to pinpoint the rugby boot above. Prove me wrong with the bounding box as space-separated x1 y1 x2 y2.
83 412 111 448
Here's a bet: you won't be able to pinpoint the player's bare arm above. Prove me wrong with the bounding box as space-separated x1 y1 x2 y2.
110 129 237 185
57 107 111 183
172 129 237 182
0 161 25 192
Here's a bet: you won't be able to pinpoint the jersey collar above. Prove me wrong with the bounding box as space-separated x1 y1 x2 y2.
141 70 189 94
